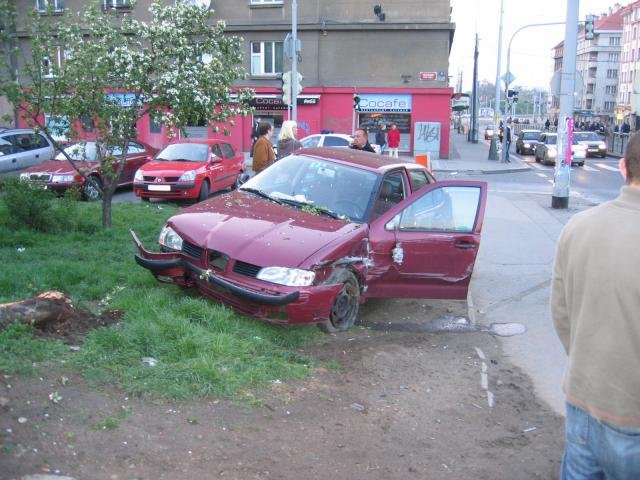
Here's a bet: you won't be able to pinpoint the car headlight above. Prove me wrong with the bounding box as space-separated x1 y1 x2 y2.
52 174 74 183
179 170 196 182
134 169 144 182
548 148 557 158
19 173 29 181
524 143 530 148
257 266 315 287
158 225 183 251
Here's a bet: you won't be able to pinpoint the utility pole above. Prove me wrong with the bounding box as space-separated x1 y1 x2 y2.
291 0 299 123
488 0 504 160
552 0 578 209
469 33 479 143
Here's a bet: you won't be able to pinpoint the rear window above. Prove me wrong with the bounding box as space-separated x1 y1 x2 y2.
323 136 350 147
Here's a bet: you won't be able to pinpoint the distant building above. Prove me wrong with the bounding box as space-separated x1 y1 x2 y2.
2 0 457 157
617 0 640 130
575 5 623 126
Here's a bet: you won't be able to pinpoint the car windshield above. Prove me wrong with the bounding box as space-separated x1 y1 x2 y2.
522 132 540 140
546 136 557 145
574 132 600 141
240 154 378 223
155 143 209 162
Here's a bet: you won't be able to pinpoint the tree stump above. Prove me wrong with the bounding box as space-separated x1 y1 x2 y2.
0 291 81 331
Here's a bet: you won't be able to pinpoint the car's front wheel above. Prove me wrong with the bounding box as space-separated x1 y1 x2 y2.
82 176 103 201
319 270 360 333
198 180 210 202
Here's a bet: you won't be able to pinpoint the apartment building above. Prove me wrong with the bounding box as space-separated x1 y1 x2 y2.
4 0 456 157
575 5 623 125
618 0 640 129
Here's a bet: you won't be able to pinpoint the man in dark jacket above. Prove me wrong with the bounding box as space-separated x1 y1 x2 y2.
375 124 387 154
350 128 376 153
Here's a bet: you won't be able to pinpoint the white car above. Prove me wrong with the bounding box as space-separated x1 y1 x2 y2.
573 131 607 158
534 133 586 166
300 133 381 154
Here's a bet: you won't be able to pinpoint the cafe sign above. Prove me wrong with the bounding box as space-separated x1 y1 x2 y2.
358 94 412 113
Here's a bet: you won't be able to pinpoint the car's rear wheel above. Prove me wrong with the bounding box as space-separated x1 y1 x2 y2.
319 270 360 333
198 180 210 202
83 176 102 201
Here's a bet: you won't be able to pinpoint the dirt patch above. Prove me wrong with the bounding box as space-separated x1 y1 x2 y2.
0 299 564 480
33 308 122 345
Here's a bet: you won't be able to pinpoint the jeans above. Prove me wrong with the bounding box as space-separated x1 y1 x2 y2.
561 402 640 480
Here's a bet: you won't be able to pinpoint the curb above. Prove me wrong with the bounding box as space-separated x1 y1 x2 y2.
433 165 531 175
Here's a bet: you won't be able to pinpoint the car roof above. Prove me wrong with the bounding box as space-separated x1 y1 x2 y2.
296 147 420 173
521 129 541 133
0 128 42 135
168 138 229 145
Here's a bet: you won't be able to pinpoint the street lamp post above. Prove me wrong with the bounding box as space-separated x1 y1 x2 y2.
488 0 504 160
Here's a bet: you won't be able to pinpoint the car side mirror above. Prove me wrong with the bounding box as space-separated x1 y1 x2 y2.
210 154 222 164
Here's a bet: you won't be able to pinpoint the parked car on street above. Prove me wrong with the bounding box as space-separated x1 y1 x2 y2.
133 139 245 203
300 133 381 154
573 131 608 158
0 128 55 174
484 125 494 140
20 140 157 200
132 147 487 333
515 129 541 155
534 133 586 166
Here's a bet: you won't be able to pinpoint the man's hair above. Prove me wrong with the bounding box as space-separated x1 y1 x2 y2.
355 128 368 139
258 122 272 136
624 131 640 183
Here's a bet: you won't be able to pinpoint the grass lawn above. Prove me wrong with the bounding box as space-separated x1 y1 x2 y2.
0 187 321 400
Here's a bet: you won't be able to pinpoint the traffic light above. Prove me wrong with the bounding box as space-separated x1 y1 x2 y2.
293 72 303 97
507 89 519 99
281 71 291 105
353 94 361 111
585 14 595 40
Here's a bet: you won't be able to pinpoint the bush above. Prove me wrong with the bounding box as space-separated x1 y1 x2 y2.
0 178 98 233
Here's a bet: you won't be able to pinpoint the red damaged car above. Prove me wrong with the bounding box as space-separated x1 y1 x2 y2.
133 139 245 202
132 148 487 333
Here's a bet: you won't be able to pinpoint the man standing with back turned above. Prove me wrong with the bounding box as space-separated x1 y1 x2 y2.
551 132 640 479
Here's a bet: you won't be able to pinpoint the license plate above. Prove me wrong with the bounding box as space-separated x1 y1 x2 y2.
148 184 171 192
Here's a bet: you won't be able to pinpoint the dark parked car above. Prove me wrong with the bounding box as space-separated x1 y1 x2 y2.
20 140 157 200
515 129 542 155
133 139 245 203
133 147 487 333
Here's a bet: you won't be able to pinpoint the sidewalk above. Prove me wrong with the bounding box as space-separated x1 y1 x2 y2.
430 131 530 175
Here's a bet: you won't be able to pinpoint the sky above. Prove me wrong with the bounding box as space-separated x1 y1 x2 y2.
449 0 628 92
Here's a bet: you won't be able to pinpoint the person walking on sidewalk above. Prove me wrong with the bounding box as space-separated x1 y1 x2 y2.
375 123 387 154
387 123 400 158
503 119 512 163
551 131 640 480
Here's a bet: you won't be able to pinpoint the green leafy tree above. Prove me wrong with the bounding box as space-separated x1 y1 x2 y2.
0 0 253 227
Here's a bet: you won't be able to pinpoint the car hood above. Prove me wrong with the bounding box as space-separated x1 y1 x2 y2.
23 159 93 175
140 160 207 175
169 190 364 268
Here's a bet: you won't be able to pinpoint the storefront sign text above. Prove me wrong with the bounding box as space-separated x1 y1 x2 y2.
358 94 412 113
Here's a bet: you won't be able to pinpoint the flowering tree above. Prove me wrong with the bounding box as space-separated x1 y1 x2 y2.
0 0 253 227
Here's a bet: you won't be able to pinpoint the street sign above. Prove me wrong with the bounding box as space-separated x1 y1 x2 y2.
501 71 515 87
419 71 437 81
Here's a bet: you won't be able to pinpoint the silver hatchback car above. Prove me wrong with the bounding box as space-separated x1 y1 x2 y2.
0 128 55 174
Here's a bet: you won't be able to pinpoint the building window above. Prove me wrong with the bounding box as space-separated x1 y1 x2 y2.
250 0 284 5
250 41 283 76
604 101 615 111
607 69 618 79
42 47 66 78
103 0 131 9
610 36 620 46
36 0 64 13
606 85 617 95
609 52 620 62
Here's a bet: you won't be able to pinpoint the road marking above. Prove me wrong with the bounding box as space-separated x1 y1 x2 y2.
595 163 620 172
582 165 598 172
536 173 547 178
474 347 494 408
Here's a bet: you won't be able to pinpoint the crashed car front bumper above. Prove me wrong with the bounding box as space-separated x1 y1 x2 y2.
131 230 341 325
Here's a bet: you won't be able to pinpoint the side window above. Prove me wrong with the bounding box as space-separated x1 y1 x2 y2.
324 136 350 147
221 143 235 158
127 142 145 154
211 144 223 158
372 171 406 219
301 136 320 148
32 134 50 149
0 136 13 155
408 169 430 192
10 134 36 151
399 186 481 232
